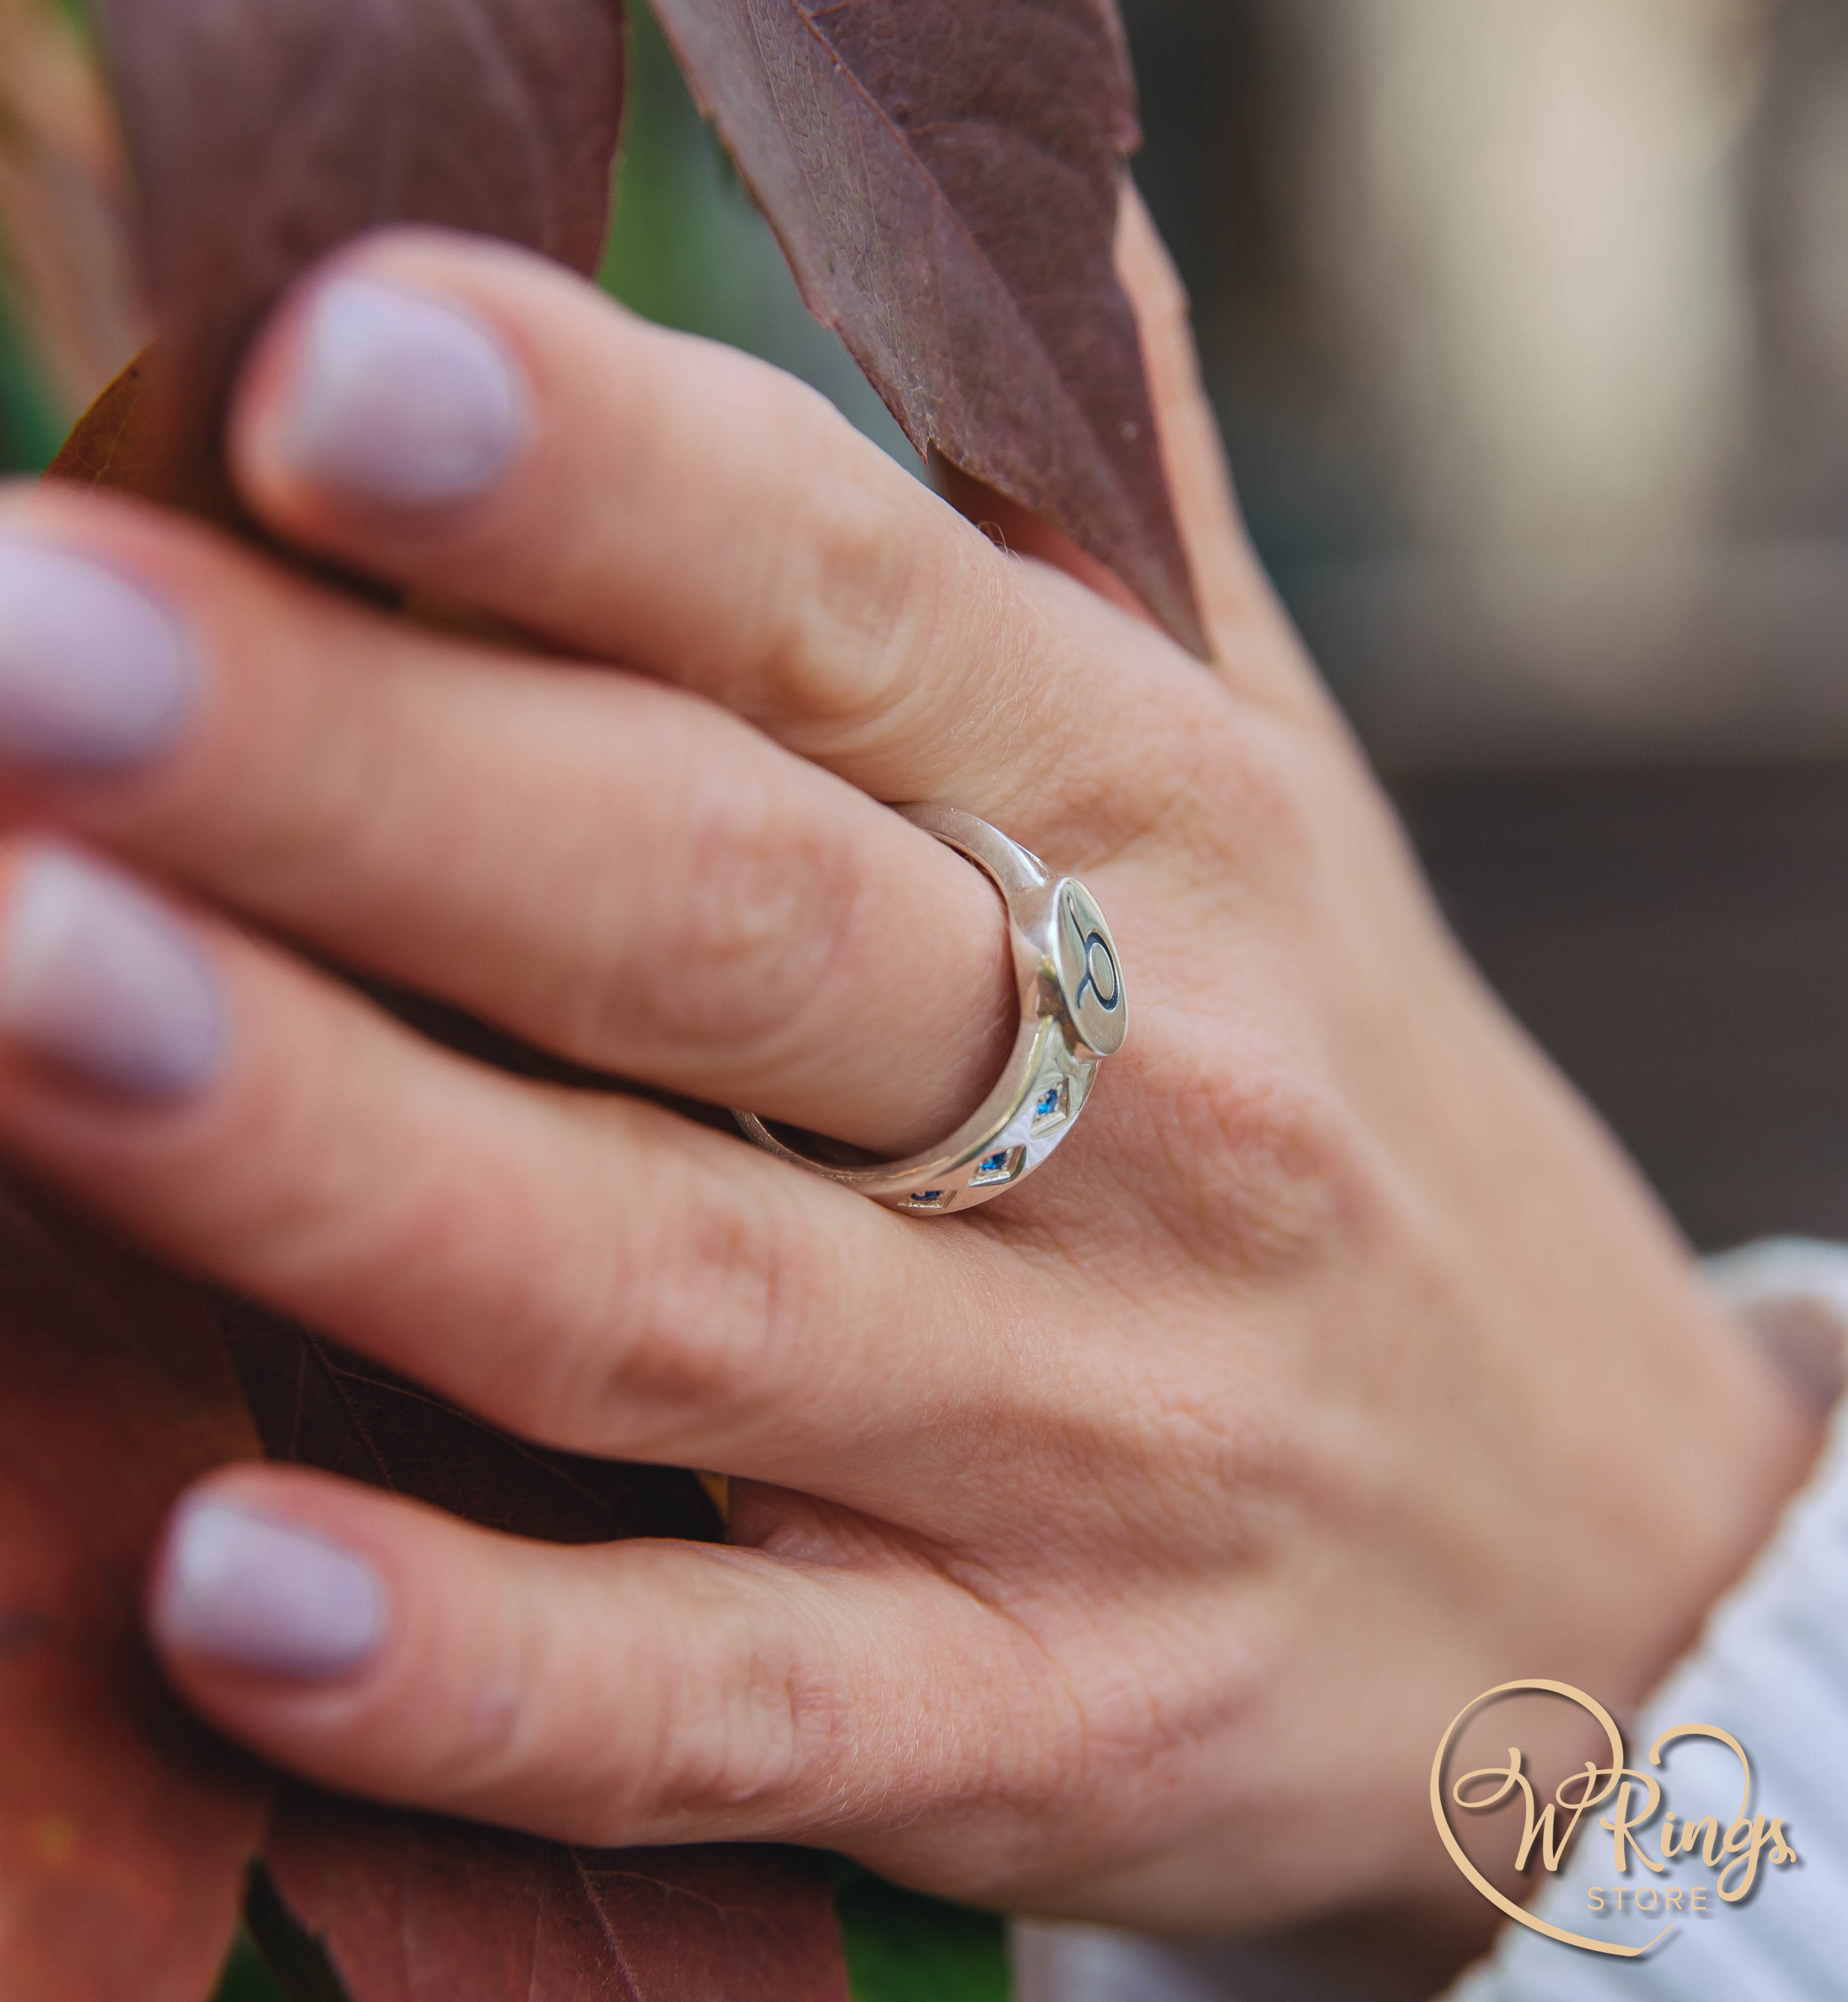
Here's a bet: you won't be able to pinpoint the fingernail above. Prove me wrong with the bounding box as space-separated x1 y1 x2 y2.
155 1498 386 1680
280 275 527 506
0 847 224 1099
0 541 194 770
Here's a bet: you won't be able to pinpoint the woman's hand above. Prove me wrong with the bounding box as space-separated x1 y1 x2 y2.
0 213 1815 1949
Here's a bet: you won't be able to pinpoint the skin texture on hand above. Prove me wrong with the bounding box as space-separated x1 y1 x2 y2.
0 204 1819 1971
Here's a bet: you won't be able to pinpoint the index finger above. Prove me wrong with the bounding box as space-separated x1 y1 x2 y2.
224 228 1251 825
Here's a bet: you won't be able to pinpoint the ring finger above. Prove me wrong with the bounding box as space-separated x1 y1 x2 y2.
0 835 1015 1501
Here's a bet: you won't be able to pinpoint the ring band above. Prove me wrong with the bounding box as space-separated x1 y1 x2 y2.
733 805 1127 1214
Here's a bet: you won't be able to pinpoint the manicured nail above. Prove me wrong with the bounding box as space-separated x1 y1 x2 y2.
0 541 194 770
155 1498 386 1680
0 847 224 1099
280 275 527 506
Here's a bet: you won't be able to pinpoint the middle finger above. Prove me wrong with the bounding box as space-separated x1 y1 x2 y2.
0 492 1017 1157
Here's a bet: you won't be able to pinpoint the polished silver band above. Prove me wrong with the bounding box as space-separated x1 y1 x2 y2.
733 804 1127 1214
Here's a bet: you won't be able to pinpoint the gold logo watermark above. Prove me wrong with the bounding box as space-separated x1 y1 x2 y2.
1431 1680 1799 1958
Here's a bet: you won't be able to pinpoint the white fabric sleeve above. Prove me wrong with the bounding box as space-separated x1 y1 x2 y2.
1011 1240 1848 2002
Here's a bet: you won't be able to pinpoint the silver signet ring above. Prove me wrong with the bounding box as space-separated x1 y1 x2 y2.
734 804 1126 1214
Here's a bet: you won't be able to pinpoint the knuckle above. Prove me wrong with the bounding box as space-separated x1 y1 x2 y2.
1196 713 1323 888
180 1001 400 1280
560 1155 822 1450
749 427 941 734
615 758 866 1063
652 1605 850 1819
1157 1050 1368 1277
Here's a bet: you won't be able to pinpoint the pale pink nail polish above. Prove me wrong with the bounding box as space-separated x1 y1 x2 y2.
281 276 528 506
154 1498 386 1680
0 541 194 769
0 847 225 1100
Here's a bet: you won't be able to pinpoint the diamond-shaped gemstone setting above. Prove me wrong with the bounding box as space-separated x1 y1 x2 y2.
1032 1079 1071 1132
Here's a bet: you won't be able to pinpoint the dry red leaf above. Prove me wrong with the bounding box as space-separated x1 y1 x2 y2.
88 0 627 508
217 1304 723 1551
650 0 1204 653
265 1789 850 2002
0 1171 270 2002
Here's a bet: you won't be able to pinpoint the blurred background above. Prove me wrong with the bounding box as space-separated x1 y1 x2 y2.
5 0 1848 1248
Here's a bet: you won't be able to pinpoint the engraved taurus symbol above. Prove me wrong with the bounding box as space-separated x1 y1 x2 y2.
1067 904 1121 1014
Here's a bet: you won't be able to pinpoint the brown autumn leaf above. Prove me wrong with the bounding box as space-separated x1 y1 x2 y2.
45 352 156 492
263 1788 850 2002
46 346 250 527
87 0 627 512
0 1169 270 2002
649 0 1205 655
216 1302 723 1550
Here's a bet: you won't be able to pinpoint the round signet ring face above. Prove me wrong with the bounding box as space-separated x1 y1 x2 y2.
1055 879 1128 1061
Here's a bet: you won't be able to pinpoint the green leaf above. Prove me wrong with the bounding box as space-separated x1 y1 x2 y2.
205 1926 288 2002
0 281 65 473
235 1862 351 2002
833 1863 1011 2002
